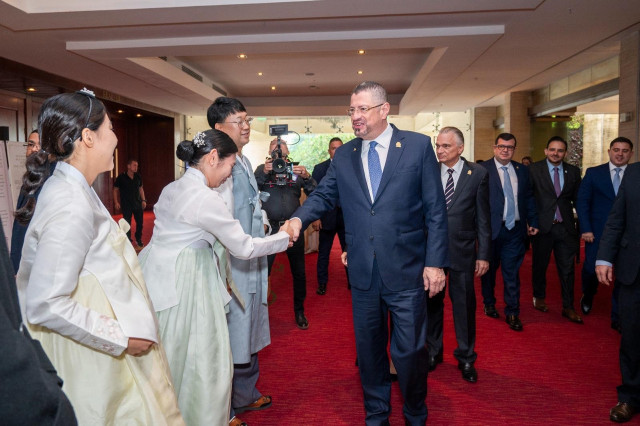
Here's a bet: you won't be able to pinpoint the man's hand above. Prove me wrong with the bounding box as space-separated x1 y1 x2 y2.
278 220 295 247
596 265 614 286
263 158 273 174
311 220 322 231
341 251 348 267
475 260 489 277
141 201 147 209
114 201 121 211
290 218 302 242
581 232 595 243
292 165 310 179
423 267 445 298
528 227 539 236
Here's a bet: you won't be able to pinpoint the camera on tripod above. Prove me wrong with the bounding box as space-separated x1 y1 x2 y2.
269 124 298 186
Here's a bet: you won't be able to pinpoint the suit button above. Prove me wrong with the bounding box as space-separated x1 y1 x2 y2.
371 210 375 215
369 235 374 240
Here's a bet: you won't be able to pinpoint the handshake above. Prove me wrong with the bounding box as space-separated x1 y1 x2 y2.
277 218 303 247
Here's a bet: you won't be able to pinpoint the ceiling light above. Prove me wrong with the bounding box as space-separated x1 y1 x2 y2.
357 70 363 75
237 53 248 59
117 109 124 114
26 87 37 92
271 86 276 91
257 72 263 76
136 113 143 118
358 49 365 55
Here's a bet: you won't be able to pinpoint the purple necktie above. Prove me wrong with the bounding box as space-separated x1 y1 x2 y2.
445 169 454 209
553 167 562 222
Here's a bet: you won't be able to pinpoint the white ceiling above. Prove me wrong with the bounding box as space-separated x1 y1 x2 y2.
1 0 638 117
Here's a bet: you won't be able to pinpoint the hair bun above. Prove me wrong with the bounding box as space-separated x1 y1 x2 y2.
176 140 195 162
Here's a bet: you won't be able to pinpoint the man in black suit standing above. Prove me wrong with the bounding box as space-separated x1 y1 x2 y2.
529 136 583 323
427 126 491 383
480 133 539 331
596 160 640 423
311 137 350 295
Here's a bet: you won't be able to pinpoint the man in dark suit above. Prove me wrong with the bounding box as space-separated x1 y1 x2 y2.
1 220 77 424
290 81 448 426
480 133 539 331
427 126 490 383
577 137 633 331
596 161 640 423
311 137 349 295
529 136 582 323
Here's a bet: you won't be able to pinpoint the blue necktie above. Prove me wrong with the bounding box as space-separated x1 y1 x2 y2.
368 141 382 199
613 167 622 195
501 166 516 230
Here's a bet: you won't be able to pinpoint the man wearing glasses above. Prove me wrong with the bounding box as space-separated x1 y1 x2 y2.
208 97 273 426
289 81 448 425
10 130 42 272
480 133 538 331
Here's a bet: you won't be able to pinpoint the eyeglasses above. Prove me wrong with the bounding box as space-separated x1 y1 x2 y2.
495 144 516 151
221 117 254 128
347 104 384 117
25 141 40 150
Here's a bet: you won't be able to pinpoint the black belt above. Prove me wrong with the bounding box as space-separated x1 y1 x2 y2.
270 220 287 227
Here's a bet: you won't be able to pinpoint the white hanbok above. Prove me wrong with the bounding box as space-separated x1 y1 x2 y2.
16 161 183 425
140 167 289 426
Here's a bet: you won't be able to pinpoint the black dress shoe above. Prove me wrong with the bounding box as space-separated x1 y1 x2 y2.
428 352 443 372
505 315 523 331
580 294 592 315
316 284 326 295
484 304 499 318
295 312 309 330
610 402 637 422
612 321 622 333
458 362 477 383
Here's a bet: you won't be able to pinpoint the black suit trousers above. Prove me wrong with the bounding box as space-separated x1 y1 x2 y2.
267 224 306 314
316 225 349 287
122 206 144 244
618 276 640 407
426 269 477 364
531 223 578 308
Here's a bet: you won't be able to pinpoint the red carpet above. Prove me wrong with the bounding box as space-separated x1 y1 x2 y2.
135 212 634 425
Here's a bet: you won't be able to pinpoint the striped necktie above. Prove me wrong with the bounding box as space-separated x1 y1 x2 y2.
445 168 454 209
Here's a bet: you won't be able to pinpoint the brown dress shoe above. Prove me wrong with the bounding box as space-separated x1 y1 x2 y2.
229 416 248 426
562 308 583 324
505 315 523 331
533 297 548 312
610 402 637 422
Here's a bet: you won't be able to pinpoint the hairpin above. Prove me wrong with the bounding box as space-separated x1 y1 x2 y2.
76 87 96 98
193 132 206 148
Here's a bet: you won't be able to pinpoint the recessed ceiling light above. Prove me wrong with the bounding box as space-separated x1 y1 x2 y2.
271 86 276 91
357 70 363 75
237 53 248 59
309 85 317 89
136 113 143 118
305 72 315 76
117 109 124 114
257 72 263 76
357 49 365 55
26 87 37 92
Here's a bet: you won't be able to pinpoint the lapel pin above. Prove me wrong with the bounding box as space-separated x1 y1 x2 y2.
467 170 472 175
396 141 402 148
353 147 357 151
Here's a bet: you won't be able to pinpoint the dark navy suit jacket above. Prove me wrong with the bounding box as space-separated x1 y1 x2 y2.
481 158 538 240
293 124 449 291
311 158 340 230
576 162 617 272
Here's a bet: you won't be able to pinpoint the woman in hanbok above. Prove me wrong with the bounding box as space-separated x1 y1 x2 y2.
15 90 183 424
139 129 291 426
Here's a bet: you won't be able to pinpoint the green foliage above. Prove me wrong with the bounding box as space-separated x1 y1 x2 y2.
287 133 354 173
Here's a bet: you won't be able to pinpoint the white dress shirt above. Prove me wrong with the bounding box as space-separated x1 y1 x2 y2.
440 158 464 191
361 123 393 201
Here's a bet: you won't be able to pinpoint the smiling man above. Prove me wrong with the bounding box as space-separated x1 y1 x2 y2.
529 136 582 323
289 81 448 425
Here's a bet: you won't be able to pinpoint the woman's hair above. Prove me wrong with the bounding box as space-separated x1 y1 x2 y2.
15 90 107 225
176 129 238 167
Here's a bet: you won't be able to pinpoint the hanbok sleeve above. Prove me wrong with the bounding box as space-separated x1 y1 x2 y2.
23 194 128 356
195 191 289 259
